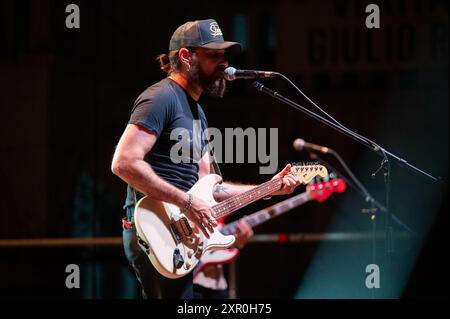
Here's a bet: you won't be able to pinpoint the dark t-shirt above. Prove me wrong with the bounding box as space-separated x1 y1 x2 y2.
124 78 209 212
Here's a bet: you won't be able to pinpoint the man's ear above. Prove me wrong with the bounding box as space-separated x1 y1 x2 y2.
178 48 192 66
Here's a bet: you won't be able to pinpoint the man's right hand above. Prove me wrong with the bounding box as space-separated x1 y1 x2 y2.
183 195 217 239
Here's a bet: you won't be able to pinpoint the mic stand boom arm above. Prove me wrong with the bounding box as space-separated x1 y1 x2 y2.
252 81 442 183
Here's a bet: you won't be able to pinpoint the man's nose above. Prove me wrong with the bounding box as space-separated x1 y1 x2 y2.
218 60 229 70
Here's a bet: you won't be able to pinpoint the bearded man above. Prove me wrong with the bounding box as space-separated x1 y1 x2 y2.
111 19 300 299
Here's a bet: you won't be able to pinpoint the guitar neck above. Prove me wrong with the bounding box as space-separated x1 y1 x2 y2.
212 177 284 220
221 191 312 235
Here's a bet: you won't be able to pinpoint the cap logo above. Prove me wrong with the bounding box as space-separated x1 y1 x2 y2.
209 22 223 37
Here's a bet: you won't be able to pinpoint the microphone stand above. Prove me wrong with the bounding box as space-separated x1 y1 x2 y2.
308 152 380 298
253 81 443 270
309 152 415 236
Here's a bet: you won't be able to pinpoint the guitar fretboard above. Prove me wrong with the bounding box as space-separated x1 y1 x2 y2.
212 178 283 220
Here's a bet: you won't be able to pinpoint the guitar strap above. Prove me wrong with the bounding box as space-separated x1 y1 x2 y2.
201 115 223 182
210 152 223 181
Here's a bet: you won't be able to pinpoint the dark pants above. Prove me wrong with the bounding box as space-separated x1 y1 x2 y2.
193 284 229 299
122 224 194 299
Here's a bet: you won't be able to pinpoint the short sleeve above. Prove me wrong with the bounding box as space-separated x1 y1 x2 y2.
128 89 174 137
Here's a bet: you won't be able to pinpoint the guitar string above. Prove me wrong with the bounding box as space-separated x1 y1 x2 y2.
211 165 324 219
212 178 284 219
212 178 281 215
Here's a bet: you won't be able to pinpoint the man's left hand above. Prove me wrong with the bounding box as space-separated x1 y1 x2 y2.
270 164 302 196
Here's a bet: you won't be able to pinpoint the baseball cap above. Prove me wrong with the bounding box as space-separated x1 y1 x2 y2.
169 19 242 55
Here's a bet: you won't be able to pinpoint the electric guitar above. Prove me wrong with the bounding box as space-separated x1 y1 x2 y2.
193 178 347 276
134 163 328 279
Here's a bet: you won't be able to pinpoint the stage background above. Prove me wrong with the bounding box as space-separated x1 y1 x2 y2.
0 0 448 298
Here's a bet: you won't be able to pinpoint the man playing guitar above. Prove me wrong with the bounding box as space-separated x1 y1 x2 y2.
111 19 301 299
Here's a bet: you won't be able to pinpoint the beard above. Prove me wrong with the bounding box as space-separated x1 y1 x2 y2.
187 56 227 98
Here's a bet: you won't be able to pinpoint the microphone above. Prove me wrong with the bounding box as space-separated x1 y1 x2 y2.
223 67 278 81
293 138 333 154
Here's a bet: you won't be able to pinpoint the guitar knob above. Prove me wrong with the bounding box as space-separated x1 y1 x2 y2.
187 250 193 258
184 261 191 269
195 249 203 258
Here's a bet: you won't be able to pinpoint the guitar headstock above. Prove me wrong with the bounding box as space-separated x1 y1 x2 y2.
290 163 328 184
306 178 347 202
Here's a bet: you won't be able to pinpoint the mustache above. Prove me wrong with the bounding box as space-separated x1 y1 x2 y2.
215 65 227 78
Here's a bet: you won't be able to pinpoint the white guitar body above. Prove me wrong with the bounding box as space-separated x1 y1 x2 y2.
134 164 328 279
134 174 236 279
